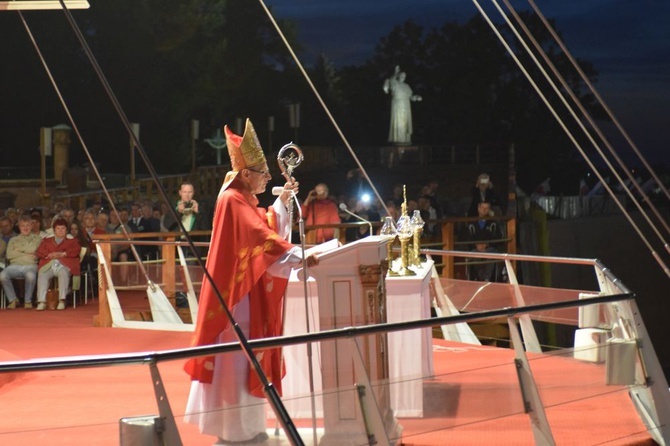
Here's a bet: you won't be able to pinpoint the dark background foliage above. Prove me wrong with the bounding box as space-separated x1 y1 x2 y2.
1 1 605 192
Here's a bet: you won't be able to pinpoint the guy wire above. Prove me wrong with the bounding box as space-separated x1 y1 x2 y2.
527 0 670 205
16 9 154 281
487 0 670 255
50 2 303 442
500 0 670 240
258 0 389 217
469 0 670 278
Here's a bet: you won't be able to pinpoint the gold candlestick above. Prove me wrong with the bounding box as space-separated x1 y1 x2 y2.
410 210 424 267
395 214 415 276
394 185 415 276
380 216 398 275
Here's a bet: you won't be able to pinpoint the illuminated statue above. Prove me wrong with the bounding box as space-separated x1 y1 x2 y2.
383 65 422 145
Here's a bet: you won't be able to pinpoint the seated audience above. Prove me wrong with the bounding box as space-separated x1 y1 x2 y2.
0 238 6 271
422 179 442 217
83 209 105 238
82 209 105 290
383 200 400 222
0 216 15 245
69 220 89 255
389 183 404 207
35 218 81 311
5 208 19 234
141 202 161 259
158 202 170 232
343 197 380 241
418 194 438 236
91 200 103 215
127 203 144 232
51 202 65 215
465 201 503 282
118 207 130 227
96 211 110 233
152 206 163 230
467 173 500 217
106 209 132 261
61 208 76 226
0 215 42 309
30 210 48 238
407 199 419 215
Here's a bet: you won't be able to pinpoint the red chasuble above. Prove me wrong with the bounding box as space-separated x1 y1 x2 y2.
184 179 293 397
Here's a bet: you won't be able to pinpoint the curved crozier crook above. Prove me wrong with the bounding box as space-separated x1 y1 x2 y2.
277 142 304 183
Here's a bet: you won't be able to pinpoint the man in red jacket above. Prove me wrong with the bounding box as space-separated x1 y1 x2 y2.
35 218 81 311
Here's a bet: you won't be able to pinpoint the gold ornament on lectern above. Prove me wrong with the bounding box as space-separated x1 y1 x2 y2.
395 185 416 276
410 210 424 267
380 216 398 276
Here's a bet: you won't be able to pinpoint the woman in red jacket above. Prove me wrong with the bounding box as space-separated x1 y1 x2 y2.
35 218 81 311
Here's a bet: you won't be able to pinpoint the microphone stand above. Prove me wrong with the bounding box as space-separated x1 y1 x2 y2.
272 189 318 445
293 193 319 446
274 143 318 444
340 204 373 237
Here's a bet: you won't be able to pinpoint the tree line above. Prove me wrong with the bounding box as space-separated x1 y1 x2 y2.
0 0 603 193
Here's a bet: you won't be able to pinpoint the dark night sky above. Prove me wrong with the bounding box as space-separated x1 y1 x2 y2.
266 0 670 165
2 1 668 171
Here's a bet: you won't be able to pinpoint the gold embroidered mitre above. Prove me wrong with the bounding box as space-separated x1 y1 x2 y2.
224 118 266 170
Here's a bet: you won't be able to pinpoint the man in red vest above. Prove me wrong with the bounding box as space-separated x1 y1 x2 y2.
184 118 317 444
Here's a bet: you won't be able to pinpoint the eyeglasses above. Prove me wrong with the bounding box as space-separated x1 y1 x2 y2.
247 168 271 177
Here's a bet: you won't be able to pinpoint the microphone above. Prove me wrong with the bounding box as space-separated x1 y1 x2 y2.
272 186 285 196
339 203 373 236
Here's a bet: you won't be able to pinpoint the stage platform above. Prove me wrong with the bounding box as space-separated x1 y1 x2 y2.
0 297 656 445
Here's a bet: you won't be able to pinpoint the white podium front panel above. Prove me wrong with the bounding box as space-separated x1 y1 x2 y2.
386 260 435 417
281 277 323 418
281 260 435 418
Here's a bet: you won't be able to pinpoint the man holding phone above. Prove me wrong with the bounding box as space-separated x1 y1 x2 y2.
165 182 203 233
301 182 341 244
176 182 199 229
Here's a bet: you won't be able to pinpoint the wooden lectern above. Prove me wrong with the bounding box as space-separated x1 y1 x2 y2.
307 236 402 445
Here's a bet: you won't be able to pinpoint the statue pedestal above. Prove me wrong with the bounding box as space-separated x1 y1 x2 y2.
381 145 419 168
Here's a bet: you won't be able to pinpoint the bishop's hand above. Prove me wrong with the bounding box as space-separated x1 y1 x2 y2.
279 178 299 207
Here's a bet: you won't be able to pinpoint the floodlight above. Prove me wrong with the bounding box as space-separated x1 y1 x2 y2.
0 1 90 10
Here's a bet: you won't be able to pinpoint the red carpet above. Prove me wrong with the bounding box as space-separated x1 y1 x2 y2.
0 300 655 445
0 350 24 395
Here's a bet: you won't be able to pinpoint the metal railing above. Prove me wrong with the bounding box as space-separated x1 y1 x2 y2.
51 165 229 208
0 293 633 373
0 244 668 445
